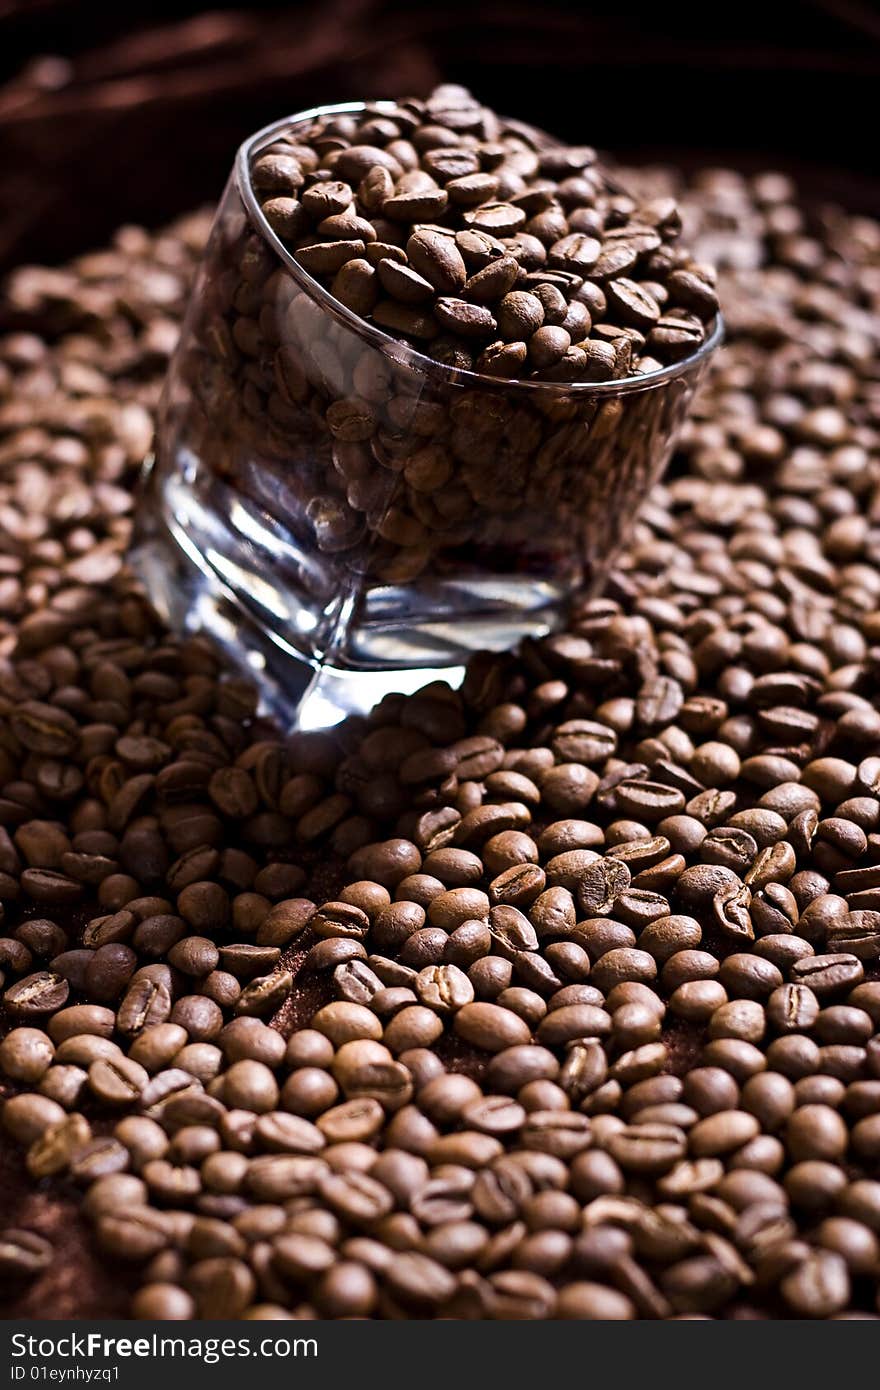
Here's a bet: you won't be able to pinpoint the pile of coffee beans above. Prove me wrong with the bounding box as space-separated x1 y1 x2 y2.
250 84 717 380
1 156 880 1320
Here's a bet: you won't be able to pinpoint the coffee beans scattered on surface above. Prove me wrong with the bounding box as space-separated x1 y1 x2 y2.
2 155 880 1320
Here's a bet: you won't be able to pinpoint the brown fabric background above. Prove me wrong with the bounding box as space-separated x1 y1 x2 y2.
1 0 879 271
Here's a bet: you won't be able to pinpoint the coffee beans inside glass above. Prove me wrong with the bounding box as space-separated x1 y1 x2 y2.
134 93 720 727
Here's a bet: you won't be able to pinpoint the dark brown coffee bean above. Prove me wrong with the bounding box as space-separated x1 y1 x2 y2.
11 703 79 756
577 858 632 916
407 228 467 294
689 1110 760 1157
791 955 864 998
767 984 820 1034
4 971 69 1016
171 995 225 1040
318 1169 394 1225
257 898 315 947
435 298 498 338
118 977 172 1036
606 1123 687 1173
488 904 539 954
235 970 293 1018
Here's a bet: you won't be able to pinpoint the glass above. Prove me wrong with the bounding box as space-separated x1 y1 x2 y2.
132 103 721 728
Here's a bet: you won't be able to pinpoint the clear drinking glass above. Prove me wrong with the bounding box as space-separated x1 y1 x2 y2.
132 103 721 728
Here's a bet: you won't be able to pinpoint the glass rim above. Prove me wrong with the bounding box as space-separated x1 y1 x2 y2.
235 102 723 398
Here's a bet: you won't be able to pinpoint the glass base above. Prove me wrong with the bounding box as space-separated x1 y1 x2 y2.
130 508 471 729
130 453 569 728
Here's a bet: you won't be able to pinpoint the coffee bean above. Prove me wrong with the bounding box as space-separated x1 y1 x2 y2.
530 887 577 938
318 1169 394 1225
712 877 754 943
4 971 69 1016
257 898 315 947
434 297 498 338
0 1228 54 1278
488 904 539 954
70 1137 131 1183
26 1112 91 1178
415 964 474 1013
556 1281 635 1319
0 1027 55 1082
11 703 79 756
429 888 490 930
48 1005 115 1043
235 971 293 1018
118 978 173 1036
312 1002 383 1046
89 1056 149 1105
454 1002 532 1051
537 1004 611 1046
606 1124 687 1173
406 229 467 294
767 984 820 1034
780 1250 850 1318
791 955 864 997
168 936 220 976
689 1110 760 1156
639 915 701 964
219 945 281 980
311 901 371 940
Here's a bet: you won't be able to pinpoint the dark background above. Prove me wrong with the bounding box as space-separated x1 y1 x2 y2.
1 0 878 271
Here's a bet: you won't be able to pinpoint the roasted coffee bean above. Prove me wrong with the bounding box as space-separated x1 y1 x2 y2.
780 1251 850 1318
256 898 315 947
222 1060 280 1113
26 1113 91 1178
577 858 631 916
415 964 474 1013
70 1137 131 1184
306 938 368 972
767 985 820 1034
311 901 371 940
4 971 69 1016
48 1005 115 1043
689 1110 760 1157
454 1002 532 1052
235 971 293 1018
488 904 539 954
790 955 864 998
170 995 224 1040
0 1228 54 1279
606 1124 687 1173
313 1002 383 1046
88 1056 149 1105
118 978 173 1036
0 1027 55 1083
204 944 272 991
429 888 490 930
